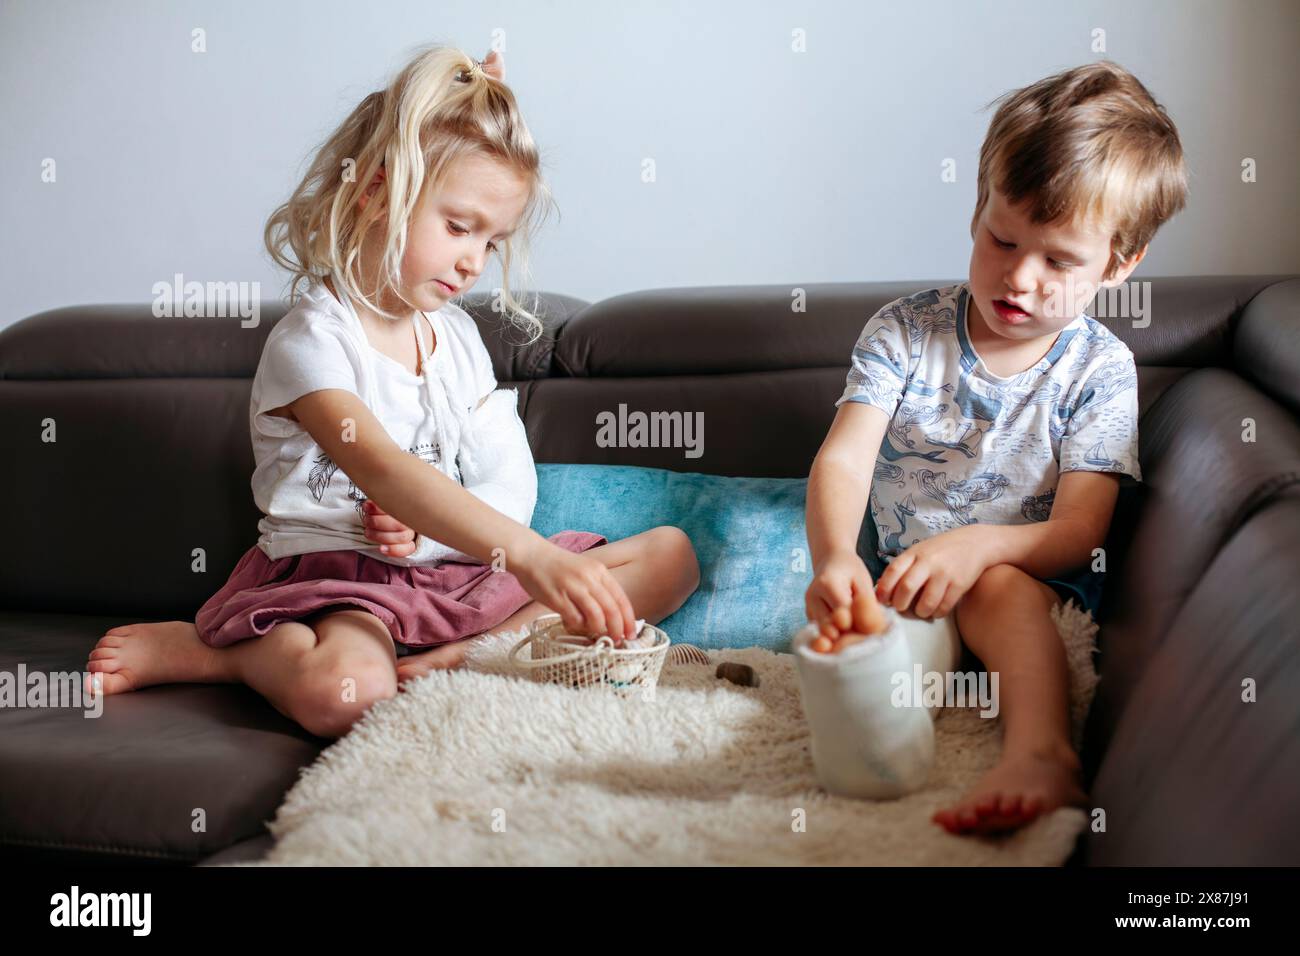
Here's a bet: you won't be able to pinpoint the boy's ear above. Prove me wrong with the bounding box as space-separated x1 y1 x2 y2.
1101 243 1148 287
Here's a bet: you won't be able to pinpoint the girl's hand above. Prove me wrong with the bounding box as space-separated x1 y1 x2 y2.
362 500 417 558
511 542 637 643
873 525 990 619
806 550 882 638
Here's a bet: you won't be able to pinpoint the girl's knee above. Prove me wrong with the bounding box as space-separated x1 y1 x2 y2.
651 525 700 591
261 619 319 656
296 658 397 738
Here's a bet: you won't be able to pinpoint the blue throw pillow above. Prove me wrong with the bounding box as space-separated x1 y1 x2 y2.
530 464 812 651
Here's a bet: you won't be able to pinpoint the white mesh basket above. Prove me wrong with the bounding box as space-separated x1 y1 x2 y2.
508 613 670 696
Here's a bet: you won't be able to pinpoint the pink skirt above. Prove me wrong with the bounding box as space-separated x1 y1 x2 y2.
195 530 608 653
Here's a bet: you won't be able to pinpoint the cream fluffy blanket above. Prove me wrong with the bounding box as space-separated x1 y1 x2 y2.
238 601 1099 866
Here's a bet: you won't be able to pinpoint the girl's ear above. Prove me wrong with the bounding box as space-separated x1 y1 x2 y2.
357 164 387 212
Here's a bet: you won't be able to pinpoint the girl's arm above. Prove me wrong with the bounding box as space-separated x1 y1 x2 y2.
289 387 635 640
365 388 537 564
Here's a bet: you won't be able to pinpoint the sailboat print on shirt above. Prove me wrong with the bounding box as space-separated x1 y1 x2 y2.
1082 441 1125 469
881 495 919 555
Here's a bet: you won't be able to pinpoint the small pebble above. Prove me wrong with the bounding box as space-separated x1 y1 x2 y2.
715 662 759 687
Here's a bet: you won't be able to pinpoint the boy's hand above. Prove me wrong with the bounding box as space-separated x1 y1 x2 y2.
362 500 418 558
806 551 884 636
874 525 990 619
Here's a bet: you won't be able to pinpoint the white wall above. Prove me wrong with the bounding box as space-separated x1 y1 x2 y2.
2 0 1297 327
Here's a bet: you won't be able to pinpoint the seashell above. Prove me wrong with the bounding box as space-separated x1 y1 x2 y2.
667 643 710 666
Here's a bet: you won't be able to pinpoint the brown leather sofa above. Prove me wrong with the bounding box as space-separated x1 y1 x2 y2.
2 275 1297 866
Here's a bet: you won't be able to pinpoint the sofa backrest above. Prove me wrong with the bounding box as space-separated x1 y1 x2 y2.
0 276 1293 623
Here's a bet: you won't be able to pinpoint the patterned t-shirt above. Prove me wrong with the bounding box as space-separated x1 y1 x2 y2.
836 282 1141 564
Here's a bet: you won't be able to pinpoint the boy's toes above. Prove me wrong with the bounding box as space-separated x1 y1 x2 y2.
933 802 983 833
974 791 1003 817
970 793 1047 833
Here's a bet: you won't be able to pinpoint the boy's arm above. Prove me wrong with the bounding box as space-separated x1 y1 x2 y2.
806 402 891 571
975 470 1121 578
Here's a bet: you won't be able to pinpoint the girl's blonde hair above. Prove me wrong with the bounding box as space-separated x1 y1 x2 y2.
265 45 552 342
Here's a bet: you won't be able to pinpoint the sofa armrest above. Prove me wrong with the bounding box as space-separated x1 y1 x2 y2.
1234 277 1300 416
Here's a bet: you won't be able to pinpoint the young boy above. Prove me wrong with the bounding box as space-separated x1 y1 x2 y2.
804 61 1188 835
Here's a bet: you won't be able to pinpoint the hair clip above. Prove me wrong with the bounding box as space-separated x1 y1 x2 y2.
455 59 485 83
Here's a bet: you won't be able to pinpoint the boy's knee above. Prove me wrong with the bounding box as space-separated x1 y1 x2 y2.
956 563 1026 618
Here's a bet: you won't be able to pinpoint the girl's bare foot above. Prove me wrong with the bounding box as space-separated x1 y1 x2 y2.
393 637 484 686
932 745 1087 835
85 621 234 696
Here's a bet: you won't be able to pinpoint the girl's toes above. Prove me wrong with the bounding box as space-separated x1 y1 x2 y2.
89 647 119 661
86 657 122 673
85 671 129 696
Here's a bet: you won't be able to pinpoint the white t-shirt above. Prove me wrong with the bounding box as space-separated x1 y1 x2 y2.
836 282 1142 563
250 279 504 565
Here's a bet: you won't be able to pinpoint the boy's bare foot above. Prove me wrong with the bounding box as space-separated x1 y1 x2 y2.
85 621 233 696
932 745 1087 835
394 639 475 686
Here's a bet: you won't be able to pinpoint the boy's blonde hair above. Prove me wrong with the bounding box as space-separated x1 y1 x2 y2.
265 45 552 341
972 60 1188 280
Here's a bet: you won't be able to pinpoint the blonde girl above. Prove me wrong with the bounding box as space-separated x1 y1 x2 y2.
86 46 699 738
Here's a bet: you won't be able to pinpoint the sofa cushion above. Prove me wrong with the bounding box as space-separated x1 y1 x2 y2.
530 464 811 650
0 612 324 864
